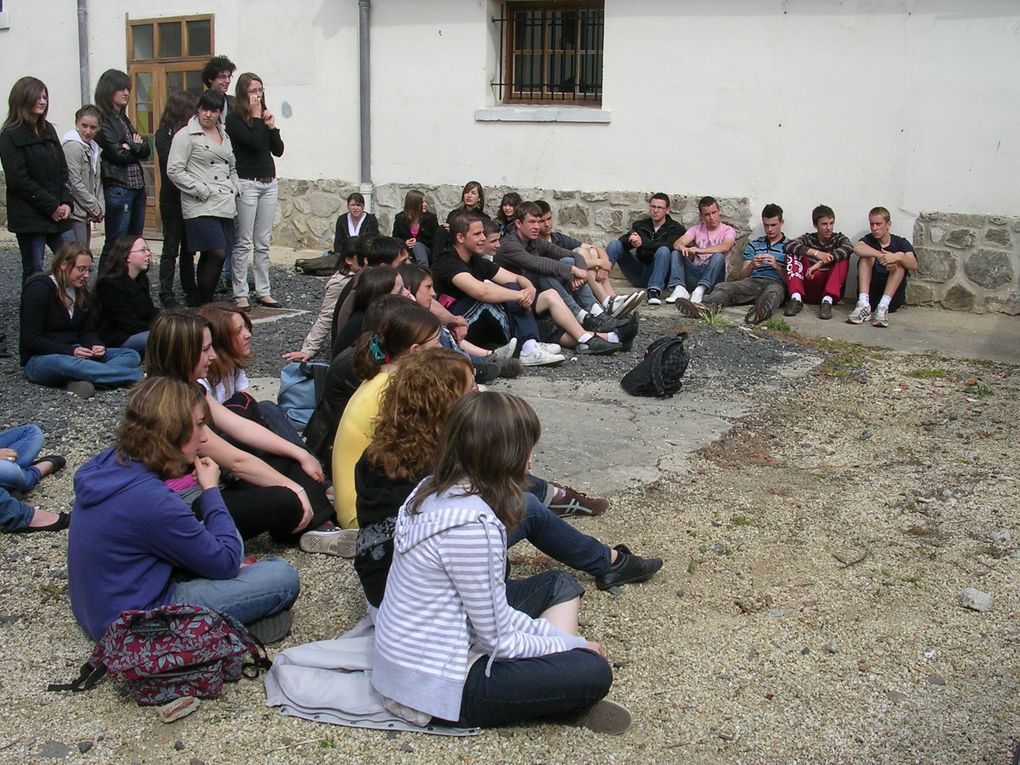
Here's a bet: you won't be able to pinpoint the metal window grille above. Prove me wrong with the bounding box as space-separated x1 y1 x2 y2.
492 1 604 105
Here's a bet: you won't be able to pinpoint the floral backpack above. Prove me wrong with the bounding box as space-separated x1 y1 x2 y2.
48 604 270 706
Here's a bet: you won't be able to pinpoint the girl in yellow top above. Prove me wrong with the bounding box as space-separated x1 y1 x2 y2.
332 300 441 528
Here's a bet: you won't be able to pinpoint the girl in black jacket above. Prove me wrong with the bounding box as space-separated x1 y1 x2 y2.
94 69 150 273
94 235 159 353
155 90 198 307
0 77 74 281
392 189 438 266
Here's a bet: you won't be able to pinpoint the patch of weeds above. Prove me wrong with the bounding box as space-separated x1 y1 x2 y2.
899 573 922 585
701 311 732 328
320 738 337 749
964 381 993 397
731 515 751 526
907 368 947 379
761 318 793 333
687 560 699 575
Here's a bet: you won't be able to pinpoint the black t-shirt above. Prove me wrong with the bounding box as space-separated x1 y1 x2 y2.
432 249 500 301
859 233 913 276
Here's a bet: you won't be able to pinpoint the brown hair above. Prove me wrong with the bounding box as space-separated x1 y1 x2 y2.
195 303 253 388
364 349 473 482
51 242 93 311
233 72 265 126
402 189 425 226
353 300 440 380
4 76 49 135
409 391 541 532
869 206 891 223
116 377 210 479
146 309 211 382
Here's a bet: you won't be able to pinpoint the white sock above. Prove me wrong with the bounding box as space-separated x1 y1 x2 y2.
691 286 706 303
521 339 537 355
878 295 892 309
821 296 833 305
791 293 802 302
589 303 604 316
603 295 614 310
857 292 869 306
607 331 620 343
575 309 588 323
578 332 594 343
670 285 691 299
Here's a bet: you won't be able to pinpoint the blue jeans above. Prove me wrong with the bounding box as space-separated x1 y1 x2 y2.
170 556 300 626
410 242 430 267
121 331 150 354
669 251 726 291
24 348 143 389
0 489 36 533
99 185 146 272
455 646 612 728
16 230 75 281
507 493 612 577
0 424 44 492
607 239 672 292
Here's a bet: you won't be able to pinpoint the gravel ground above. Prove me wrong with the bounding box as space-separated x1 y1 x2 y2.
0 250 1017 764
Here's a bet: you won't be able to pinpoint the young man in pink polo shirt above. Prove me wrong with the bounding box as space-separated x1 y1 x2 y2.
667 196 736 305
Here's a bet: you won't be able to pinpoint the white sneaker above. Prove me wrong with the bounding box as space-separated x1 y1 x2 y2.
690 286 706 304
872 304 889 328
608 291 645 320
488 337 518 366
665 285 690 304
847 303 871 324
536 342 561 354
520 347 566 367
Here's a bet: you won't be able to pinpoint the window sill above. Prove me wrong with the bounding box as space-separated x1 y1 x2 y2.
474 106 611 124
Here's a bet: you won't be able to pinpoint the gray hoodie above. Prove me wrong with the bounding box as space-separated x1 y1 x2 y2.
60 128 103 222
370 485 587 722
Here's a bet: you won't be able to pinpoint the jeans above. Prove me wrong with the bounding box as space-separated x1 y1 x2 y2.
23 348 143 389
232 179 278 300
535 256 598 317
121 331 150 354
410 242 430 267
170 556 300 626
0 490 36 533
100 185 146 272
455 646 612 728
158 208 197 303
607 239 672 292
0 424 44 492
668 251 726 291
507 493 612 577
16 230 76 281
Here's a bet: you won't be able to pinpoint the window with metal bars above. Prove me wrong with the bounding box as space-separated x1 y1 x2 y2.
492 1 604 106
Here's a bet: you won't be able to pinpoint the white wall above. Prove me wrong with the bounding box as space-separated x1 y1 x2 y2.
3 0 1017 241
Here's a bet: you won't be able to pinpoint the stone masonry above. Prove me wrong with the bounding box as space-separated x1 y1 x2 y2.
911 213 1020 315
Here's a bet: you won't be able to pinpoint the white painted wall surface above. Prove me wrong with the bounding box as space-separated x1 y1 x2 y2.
2 0 1017 239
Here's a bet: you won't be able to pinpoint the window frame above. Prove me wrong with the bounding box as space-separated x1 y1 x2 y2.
497 0 605 107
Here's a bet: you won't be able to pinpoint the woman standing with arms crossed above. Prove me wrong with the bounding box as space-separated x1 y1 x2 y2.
155 90 199 307
93 69 149 273
0 76 74 281
226 73 284 310
167 91 240 305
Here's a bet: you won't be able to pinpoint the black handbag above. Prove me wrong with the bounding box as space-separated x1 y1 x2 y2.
620 333 690 398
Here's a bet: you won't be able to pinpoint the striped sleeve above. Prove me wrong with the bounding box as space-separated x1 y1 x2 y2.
438 521 587 661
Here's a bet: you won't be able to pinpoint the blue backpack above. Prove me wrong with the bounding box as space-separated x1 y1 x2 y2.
278 361 330 429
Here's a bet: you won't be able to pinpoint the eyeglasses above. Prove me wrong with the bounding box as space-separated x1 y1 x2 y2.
130 246 152 254
72 265 92 274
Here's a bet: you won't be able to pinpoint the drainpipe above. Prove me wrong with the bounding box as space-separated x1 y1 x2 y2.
77 0 90 105
358 0 374 211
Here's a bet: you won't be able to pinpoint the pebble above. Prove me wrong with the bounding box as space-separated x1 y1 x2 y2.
988 529 1012 547
884 689 907 704
927 675 947 686
174 740 185 751
77 741 93 754
399 742 415 752
189 759 205 765
38 741 72 759
857 661 870 673
823 641 838 654
959 588 993 612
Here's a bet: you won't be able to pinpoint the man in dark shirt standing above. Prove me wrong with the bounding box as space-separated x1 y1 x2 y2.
783 204 853 319
848 206 918 327
605 193 686 305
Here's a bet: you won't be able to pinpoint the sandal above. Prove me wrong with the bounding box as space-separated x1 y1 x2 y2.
31 455 66 476
256 296 283 308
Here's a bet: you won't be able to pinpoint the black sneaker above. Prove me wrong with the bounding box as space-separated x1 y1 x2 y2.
581 312 620 333
616 312 640 351
745 293 777 325
595 544 663 591
818 301 833 320
783 298 803 317
497 358 524 379
548 484 609 517
577 336 623 355
473 360 501 384
646 289 662 306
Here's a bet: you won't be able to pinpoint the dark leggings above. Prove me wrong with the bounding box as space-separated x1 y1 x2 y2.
219 482 305 543
197 248 227 304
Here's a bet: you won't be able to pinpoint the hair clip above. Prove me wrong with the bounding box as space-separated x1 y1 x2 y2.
369 334 387 363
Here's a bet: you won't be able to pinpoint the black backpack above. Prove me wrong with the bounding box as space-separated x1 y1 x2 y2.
620 333 690 398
